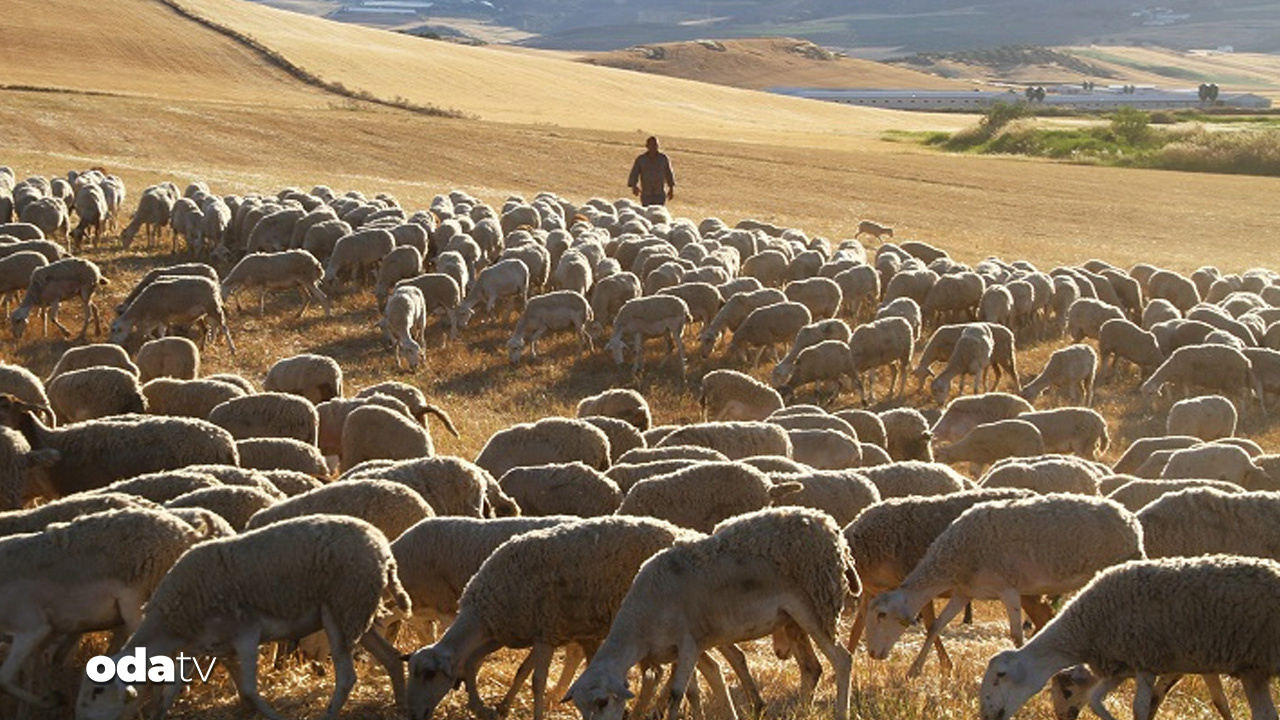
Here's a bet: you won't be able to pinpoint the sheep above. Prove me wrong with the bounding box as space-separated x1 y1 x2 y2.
833 264 880 319
565 507 855 720
407 515 698 720
246 478 433 540
109 276 235 356
206 392 317 447
1160 443 1273 490
165 484 281 531
356 381 459 440
1151 318 1218 355
0 250 48 312
777 339 856 403
322 227 395 293
475 416 610 480
142 377 245 418
75 516 410 720
263 353 343 404
10 257 106 340
1245 346 1280 404
785 277 843 321
658 282 722 332
434 250 470 295
922 272 984 327
237 437 329 475
46 366 145 424
980 457 1102 495
768 411 857 437
456 258 529 327
1018 407 1110 461
303 218 353 265
605 294 691 377
0 507 207 709
844 488 1037 668
697 287 787 358
880 407 934 462
867 493 1142 677
718 300 810 366
786 428 862 470
618 461 801 532
507 290 594 364
859 460 969 498
1147 268 1201 312
1136 487 1280 560
221 250 330 318
616 446 727 465
581 415 644 464
1097 317 1164 382
931 392 1035 444
95 469 223 503
833 409 887 449
933 418 1045 472
119 186 175 250
553 249 594 296
656 420 792 461
373 245 425 307
771 318 854 389
392 273 463 344
928 324 994 405
912 323 1020 394
256 468 325 497
1167 394 1237 440
1113 435 1203 476
1065 297 1124 343
980 556 1280 720
20 196 69 240
699 369 784 422
856 220 894 242
587 271 642 338
115 262 219 316
771 469 879 524
342 456 494 517
1106 478 1244 512
0 491 156 537
0 394 237 507
979 283 1014 326
883 271 937 319
44 344 138 384
498 462 622 516
1020 343 1097 407
133 336 200 382
1140 344 1263 417
339 404 434 472
576 388 651 431
380 285 429 371
1142 298 1181 329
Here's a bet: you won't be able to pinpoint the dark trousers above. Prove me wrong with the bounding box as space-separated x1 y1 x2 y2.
640 192 666 206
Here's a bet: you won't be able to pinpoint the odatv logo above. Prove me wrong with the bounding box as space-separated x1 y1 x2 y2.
85 649 217 683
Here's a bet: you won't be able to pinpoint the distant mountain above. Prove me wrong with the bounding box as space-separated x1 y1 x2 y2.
261 0 1280 55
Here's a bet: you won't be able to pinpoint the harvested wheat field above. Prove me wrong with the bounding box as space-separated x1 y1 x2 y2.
3 0 1280 719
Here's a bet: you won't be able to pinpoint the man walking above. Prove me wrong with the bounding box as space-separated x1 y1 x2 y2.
627 136 676 206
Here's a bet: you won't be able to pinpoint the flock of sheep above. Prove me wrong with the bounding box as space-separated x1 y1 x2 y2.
1 163 1280 720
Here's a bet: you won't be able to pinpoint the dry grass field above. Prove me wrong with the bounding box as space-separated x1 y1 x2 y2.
4 0 1280 718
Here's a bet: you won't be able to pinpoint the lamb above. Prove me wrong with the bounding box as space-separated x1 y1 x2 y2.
1018 407 1110 461
867 493 1143 677
617 461 801 532
657 421 792 460
246 478 434 540
576 388 651 431
932 418 1045 471
456 258 529 327
1167 394 1237 440
322 227 395 293
236 437 329 475
165 484 281 531
699 369 784 422
356 381 459 439
407 515 698 720
880 407 934 462
380 285 428 371
142 377 246 418
565 507 854 720
859 460 969 498
10 257 106 340
843 488 1036 669
108 276 235 356
498 462 622 516
46 366 145 424
980 556 1280 720
221 250 330 318
1020 343 1097 407
263 353 343 404
474 416 610 480
856 220 894 242
0 507 207 709
696 287 787 358
340 404 434 472
1160 443 1273 490
45 343 138 383
507 290 594 364
0 394 237 507
931 392 1035 444
342 455 503 518
929 324 994 405
76 516 410 720
1066 297 1125 342
604 294 691 377
1106 478 1245 512
912 323 1020 394
1140 344 1263 417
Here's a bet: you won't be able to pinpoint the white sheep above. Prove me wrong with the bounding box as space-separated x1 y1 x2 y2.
657 421 792 460
45 343 138 383
618 461 802 532
457 258 529 327
587 272 641 339
246 478 434 540
46 366 145 424
342 455 497 517
778 339 856 403
933 418 1045 472
566 507 855 720
11 257 106 341
1020 343 1097 406
374 245 425 306
380 285 428 371
724 300 813 365
1147 268 1201 312
785 276 843 321
263 353 344 404
604 294 691 377
141 377 245 418
109 276 235 356
0 250 48 313
866 493 1142 677
165 484 281 531
833 264 880 319
1160 443 1272 490
1142 343 1264 417
1097 317 1164 381
236 437 329 476
207 391 317 444
498 462 621 517
340 404 434 472
1018 407 1110 461
786 427 862 470
554 249 594 296
931 392 1034 444
1066 297 1124 342
859 460 969 498
134 336 200 382
393 273 463 344
699 369 784 422
880 407 934 462
474 416 610 480
697 287 786 358
322 227 395 293
929 324 994 405
1167 394 1237 440
576 388 651 431
221 250 330 318
507 290 594 364
356 380 459 442
76 516 410 719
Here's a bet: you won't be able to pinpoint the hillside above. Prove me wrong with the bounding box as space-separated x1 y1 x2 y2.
581 38 975 91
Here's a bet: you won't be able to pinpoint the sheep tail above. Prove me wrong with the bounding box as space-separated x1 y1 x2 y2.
385 560 413 615
425 404 460 438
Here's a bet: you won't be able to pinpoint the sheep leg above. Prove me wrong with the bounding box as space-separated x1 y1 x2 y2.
50 303 72 338
1241 672 1279 720
359 629 406 707
906 594 969 678
320 614 359 720
715 643 764 714
919 601 953 674
496 649 538 718
674 330 686 380
663 641 700 720
228 631 289 720
528 327 547 360
787 625 823 705
693 652 737 720
845 593 870 654
782 603 852 720
1000 589 1027 647
549 643 585 703
629 664 664 720
632 335 644 376
529 642 555 720
0 625 57 708
1021 595 1054 633
1139 673 1184 720
259 289 268 316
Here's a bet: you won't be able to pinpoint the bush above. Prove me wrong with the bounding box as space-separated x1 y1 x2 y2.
1109 107 1151 147
1149 129 1280 176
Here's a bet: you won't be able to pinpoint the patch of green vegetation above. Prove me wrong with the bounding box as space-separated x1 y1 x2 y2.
912 103 1280 177
880 130 949 145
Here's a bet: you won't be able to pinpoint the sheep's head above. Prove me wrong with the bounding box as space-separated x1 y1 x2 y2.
864 591 914 661
1048 665 1098 720
406 647 462 720
506 335 526 365
455 305 475 329
400 337 424 372
563 666 632 720
75 671 140 720
9 307 29 340
979 649 1044 720
604 336 626 366
108 319 133 345
119 225 137 249
696 329 718 359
